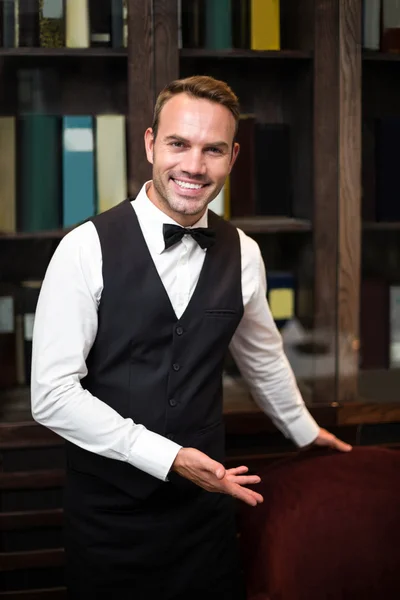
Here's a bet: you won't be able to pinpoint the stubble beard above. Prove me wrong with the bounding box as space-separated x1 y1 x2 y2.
152 169 211 217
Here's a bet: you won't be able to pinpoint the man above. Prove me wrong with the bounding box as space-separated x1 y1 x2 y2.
31 75 351 599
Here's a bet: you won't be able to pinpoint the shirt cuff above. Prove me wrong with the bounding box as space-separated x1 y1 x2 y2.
285 409 320 447
127 428 182 481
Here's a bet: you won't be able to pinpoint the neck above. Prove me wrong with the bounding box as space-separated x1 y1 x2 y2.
146 182 206 227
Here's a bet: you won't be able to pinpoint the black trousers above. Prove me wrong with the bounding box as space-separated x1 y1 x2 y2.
63 469 246 600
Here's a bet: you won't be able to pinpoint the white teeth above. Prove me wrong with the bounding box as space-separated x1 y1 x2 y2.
174 179 203 190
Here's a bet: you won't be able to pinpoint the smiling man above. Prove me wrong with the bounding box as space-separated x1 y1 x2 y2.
31 75 351 600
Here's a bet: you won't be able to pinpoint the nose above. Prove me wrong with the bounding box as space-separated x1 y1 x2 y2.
179 148 206 177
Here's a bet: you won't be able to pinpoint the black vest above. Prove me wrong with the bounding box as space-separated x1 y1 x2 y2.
65 199 244 500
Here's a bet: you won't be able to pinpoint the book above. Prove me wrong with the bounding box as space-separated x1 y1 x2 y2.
96 114 127 212
18 114 61 232
62 115 95 226
0 117 16 233
39 0 65 48
66 0 89 48
205 0 232 49
250 0 280 51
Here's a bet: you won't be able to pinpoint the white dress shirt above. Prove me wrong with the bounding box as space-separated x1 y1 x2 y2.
31 181 320 482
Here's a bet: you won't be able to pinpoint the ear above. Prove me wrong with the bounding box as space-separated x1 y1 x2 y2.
229 142 240 173
144 128 155 164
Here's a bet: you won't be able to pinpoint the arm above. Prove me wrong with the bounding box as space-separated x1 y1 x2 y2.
229 233 351 451
31 222 181 481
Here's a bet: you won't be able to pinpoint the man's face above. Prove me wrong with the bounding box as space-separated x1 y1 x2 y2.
144 93 239 224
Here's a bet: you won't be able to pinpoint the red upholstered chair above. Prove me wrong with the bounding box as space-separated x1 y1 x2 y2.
238 446 400 600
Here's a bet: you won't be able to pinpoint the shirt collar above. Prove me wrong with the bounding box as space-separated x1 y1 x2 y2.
131 181 209 255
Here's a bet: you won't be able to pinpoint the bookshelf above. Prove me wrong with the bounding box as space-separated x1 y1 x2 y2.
1 2 400 425
2 2 400 597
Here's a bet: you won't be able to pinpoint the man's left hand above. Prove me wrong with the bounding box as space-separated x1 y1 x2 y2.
311 428 352 452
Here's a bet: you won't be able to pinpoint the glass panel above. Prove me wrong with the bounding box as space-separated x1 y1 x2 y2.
360 56 400 403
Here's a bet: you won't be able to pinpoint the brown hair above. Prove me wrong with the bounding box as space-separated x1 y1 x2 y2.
151 75 240 140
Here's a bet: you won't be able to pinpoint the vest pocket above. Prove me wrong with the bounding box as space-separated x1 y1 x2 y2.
196 419 223 437
204 309 237 318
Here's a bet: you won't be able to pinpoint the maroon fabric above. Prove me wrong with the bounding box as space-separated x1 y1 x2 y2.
238 446 400 600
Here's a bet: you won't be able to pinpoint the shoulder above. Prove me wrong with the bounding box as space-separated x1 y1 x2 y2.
236 227 262 265
44 221 103 304
56 220 101 260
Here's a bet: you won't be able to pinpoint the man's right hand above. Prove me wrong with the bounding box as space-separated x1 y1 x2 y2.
171 447 263 507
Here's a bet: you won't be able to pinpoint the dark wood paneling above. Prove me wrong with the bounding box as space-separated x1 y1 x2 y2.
0 423 63 450
127 0 153 196
313 0 340 404
337 0 362 403
0 509 63 531
313 0 361 404
0 470 64 491
0 588 66 599
153 0 179 96
0 548 64 572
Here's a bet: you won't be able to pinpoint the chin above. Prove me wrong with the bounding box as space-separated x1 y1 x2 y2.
168 196 208 216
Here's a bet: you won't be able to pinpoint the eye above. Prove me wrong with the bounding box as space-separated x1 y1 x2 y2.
207 147 223 154
170 141 184 148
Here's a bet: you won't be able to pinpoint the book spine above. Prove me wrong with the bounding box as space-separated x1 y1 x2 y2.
363 0 381 50
18 114 61 232
251 0 280 51
3 0 16 48
89 0 111 47
232 0 250 49
39 0 65 48
111 0 123 48
18 0 40 46
66 0 89 48
62 115 95 226
0 117 16 233
96 114 127 212
205 0 232 49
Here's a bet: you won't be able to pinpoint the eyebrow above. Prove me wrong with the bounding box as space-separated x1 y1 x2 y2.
164 134 230 150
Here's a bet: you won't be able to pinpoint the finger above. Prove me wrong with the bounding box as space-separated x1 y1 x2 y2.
331 437 352 452
226 466 249 476
201 458 226 479
229 475 261 485
227 482 264 507
234 487 264 507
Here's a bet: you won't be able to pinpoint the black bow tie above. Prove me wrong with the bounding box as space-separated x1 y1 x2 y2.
163 223 216 250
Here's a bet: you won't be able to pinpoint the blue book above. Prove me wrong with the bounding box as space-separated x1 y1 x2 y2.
62 116 96 227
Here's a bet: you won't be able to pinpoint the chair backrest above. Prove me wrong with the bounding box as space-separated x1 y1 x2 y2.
238 446 400 600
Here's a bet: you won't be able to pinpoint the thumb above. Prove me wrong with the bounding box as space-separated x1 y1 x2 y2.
206 459 225 479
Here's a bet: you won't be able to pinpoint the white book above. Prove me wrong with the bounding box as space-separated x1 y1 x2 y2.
66 0 89 48
96 115 128 213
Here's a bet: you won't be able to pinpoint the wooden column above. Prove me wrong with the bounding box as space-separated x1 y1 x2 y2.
127 0 179 197
313 0 362 404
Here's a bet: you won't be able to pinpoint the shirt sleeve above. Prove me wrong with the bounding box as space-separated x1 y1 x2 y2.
229 233 320 447
30 223 182 481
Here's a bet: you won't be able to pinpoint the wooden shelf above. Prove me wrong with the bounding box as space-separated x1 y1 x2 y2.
0 228 71 241
0 218 311 241
229 216 311 233
180 49 312 60
363 221 400 231
363 50 400 62
0 47 127 58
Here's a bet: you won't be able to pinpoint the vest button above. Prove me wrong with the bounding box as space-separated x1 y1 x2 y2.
166 433 175 440
176 326 184 336
168 398 177 407
172 363 180 371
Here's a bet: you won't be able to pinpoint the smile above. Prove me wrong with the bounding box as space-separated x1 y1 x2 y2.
172 179 207 190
